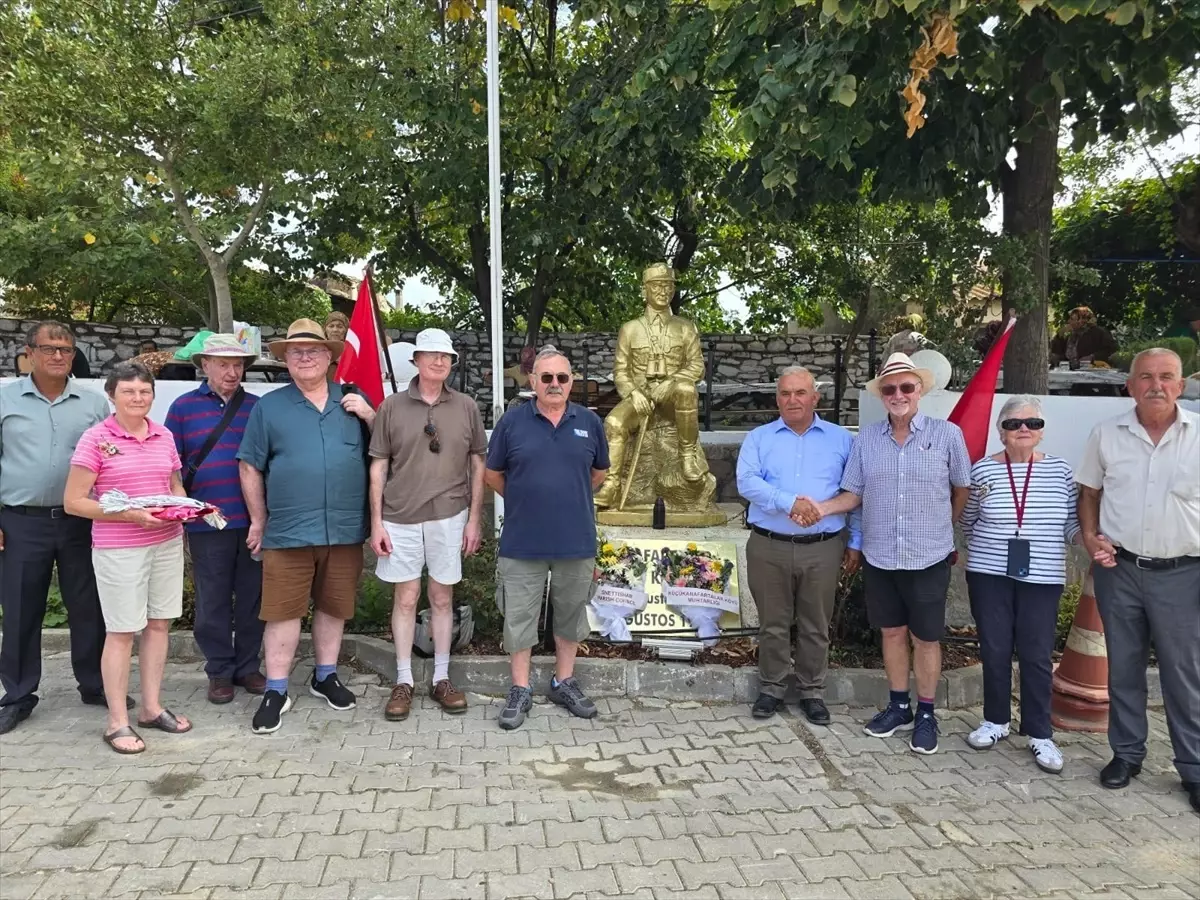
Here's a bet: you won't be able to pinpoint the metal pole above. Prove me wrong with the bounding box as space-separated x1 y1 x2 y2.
581 340 589 407
832 338 844 425
867 327 878 379
486 0 504 533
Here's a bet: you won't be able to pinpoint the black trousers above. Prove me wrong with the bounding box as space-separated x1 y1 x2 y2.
0 508 106 710
966 570 1062 739
189 528 264 680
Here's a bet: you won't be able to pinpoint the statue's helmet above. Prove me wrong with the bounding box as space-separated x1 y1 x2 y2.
642 263 675 285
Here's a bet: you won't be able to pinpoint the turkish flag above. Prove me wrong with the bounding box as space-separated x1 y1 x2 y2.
948 315 1017 463
334 273 386 408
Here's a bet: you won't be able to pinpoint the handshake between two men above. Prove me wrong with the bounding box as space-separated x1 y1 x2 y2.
787 495 862 576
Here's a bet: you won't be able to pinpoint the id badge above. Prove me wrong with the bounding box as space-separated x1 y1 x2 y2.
1006 538 1031 579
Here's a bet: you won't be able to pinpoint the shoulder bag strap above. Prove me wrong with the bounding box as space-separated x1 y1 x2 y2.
183 387 246 494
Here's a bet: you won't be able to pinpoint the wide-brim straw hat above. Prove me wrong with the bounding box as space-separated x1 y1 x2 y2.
191 333 258 366
864 352 936 397
268 318 344 361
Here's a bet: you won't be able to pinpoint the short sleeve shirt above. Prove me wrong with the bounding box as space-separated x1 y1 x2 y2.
71 416 184 550
369 379 487 525
486 401 610 560
236 382 369 550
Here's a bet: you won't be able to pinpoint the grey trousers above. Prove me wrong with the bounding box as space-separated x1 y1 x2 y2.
747 531 845 700
1094 556 1200 783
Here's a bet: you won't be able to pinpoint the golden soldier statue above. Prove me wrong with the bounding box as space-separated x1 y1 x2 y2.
595 264 722 525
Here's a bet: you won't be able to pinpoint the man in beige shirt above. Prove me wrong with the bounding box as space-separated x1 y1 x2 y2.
369 329 487 721
1077 347 1200 811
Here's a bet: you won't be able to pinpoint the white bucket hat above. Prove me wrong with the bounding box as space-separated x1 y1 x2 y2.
409 328 458 363
864 352 936 397
190 333 258 366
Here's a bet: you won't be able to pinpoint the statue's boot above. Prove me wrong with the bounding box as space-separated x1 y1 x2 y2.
676 405 705 482
593 475 621 508
595 426 626 507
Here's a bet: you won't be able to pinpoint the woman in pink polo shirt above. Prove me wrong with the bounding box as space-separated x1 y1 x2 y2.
64 361 192 754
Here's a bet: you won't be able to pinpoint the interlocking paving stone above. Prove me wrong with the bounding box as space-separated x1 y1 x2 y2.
2 652 1198 900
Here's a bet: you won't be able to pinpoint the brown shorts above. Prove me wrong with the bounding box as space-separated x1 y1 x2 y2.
260 544 363 622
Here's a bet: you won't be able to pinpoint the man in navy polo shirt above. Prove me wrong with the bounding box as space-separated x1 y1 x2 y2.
165 334 265 704
485 346 609 730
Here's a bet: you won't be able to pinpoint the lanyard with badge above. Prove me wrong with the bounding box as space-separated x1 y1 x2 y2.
1005 451 1033 578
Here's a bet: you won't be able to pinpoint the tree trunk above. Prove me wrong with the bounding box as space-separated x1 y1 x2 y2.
999 49 1061 395
522 257 554 348
208 258 233 333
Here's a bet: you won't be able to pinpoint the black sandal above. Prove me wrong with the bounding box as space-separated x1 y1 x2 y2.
103 725 145 755
137 708 193 734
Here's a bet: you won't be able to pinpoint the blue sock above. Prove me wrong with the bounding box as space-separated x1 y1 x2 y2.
266 677 288 695
551 676 560 689
890 690 910 709
315 664 337 683
917 696 935 716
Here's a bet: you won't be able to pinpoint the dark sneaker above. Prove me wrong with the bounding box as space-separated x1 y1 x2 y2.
548 677 597 719
252 690 292 734
863 702 915 737
909 710 940 755
752 694 782 719
309 671 357 710
498 685 533 730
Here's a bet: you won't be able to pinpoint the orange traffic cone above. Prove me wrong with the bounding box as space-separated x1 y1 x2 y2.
1051 566 1109 732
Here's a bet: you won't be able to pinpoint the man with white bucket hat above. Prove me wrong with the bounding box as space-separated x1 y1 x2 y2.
369 328 487 720
165 334 264 704
807 352 971 755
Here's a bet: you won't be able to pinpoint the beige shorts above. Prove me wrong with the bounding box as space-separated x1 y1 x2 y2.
375 510 469 585
496 557 594 653
93 536 186 633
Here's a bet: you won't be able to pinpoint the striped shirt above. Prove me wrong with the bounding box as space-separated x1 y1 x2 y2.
165 382 258 531
960 455 1081 585
71 416 183 549
840 413 971 571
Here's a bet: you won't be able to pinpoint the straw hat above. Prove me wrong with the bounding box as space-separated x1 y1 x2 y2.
190 333 258 366
864 352 936 397
267 318 344 361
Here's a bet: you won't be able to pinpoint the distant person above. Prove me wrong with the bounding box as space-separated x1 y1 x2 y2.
1049 306 1117 368
139 340 159 356
324 312 350 380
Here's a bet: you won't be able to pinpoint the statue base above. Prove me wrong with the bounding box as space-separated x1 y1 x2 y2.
596 507 730 528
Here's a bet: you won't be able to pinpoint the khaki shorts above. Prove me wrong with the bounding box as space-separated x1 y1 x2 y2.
496 556 594 653
261 544 363 622
93 536 185 633
375 510 468 585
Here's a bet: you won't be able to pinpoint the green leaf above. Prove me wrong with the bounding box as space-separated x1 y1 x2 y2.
1109 1 1138 26
834 73 857 106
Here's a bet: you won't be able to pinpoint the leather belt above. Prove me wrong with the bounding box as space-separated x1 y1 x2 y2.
751 525 840 545
1 505 68 519
1115 547 1200 571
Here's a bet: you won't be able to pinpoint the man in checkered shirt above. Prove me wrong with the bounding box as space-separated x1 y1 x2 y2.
806 353 971 754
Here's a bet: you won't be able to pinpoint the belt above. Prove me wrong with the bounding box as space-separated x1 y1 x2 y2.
751 525 840 545
1115 547 1200 571
1 505 68 519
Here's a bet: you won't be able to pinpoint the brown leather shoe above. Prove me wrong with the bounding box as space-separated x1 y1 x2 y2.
432 679 468 713
208 678 235 704
385 683 414 721
234 672 267 694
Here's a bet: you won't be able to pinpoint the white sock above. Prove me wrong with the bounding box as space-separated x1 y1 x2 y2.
433 652 450 684
396 657 413 687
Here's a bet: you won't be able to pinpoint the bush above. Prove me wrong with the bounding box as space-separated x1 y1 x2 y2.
1056 581 1082 652
1109 336 1199 374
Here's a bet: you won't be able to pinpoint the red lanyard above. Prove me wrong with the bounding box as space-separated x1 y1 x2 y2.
1004 451 1033 534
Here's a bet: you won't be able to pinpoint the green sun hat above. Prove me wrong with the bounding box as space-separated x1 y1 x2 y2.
174 330 215 361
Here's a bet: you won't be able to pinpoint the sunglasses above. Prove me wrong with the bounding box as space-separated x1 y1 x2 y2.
879 382 919 397
539 372 570 385
1001 417 1045 431
424 409 440 453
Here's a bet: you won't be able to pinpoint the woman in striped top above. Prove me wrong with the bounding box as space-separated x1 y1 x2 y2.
960 395 1081 774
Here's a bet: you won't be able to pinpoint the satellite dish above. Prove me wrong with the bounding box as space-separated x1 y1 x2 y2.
387 342 419 389
911 349 953 392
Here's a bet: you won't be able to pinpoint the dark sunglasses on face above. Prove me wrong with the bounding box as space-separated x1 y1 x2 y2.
879 382 918 397
539 372 570 385
1001 417 1045 431
424 410 440 453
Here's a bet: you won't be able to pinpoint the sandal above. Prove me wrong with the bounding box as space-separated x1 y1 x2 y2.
137 708 193 734
103 725 145 755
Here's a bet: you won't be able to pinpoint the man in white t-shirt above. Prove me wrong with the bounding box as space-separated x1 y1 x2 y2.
1077 347 1200 812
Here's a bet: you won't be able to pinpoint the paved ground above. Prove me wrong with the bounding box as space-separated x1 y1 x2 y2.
1 652 1198 900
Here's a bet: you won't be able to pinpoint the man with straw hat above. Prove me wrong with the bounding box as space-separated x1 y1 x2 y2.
237 318 375 734
165 334 264 705
805 352 971 755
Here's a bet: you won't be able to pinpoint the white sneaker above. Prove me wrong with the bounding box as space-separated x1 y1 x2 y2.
966 720 1010 750
1029 737 1064 774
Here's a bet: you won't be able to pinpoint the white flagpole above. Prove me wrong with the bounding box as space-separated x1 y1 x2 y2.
486 0 505 533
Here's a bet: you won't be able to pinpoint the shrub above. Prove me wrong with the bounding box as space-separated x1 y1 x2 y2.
1109 336 1199 374
1056 581 1083 652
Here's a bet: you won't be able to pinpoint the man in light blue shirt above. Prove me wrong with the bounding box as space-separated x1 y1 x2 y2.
737 366 861 724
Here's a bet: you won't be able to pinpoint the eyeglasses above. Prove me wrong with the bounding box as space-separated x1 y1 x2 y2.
879 382 918 397
286 347 328 360
32 345 76 358
1001 417 1045 431
424 410 440 453
539 372 570 385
